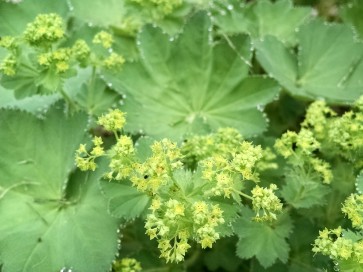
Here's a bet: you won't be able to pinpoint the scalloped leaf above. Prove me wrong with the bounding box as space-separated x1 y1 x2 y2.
214 0 311 45
100 181 151 219
234 207 293 268
0 85 60 114
105 12 279 140
256 19 363 103
0 104 119 272
281 172 330 209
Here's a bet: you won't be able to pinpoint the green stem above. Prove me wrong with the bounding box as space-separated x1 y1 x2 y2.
87 65 97 113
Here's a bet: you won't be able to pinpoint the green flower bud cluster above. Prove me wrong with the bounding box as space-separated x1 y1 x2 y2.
75 136 105 171
23 13 64 46
128 139 183 193
200 141 263 198
0 55 16 76
38 48 72 73
129 0 183 18
145 198 224 263
342 194 363 229
0 36 17 50
71 39 91 66
181 127 243 167
251 184 283 221
312 227 363 263
301 98 363 167
98 109 126 131
274 129 332 184
112 258 142 272
93 31 114 49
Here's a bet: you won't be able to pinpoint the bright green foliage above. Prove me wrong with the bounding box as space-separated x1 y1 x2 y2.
235 207 293 268
113 258 142 272
341 0 363 40
256 20 363 103
77 112 283 264
214 0 311 45
0 104 119 272
105 13 279 139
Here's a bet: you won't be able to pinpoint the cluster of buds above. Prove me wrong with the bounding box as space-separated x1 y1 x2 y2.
342 194 363 229
75 137 105 171
98 109 126 132
274 129 332 184
23 13 64 46
312 227 363 262
112 258 142 272
145 198 224 263
129 0 183 18
251 184 283 221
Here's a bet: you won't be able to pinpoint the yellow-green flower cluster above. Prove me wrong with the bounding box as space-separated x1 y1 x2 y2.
98 109 126 132
130 139 183 193
312 227 363 262
0 55 16 76
0 36 17 50
107 135 135 180
38 48 72 73
251 184 283 221
75 137 105 171
342 194 363 229
200 140 263 198
93 31 114 49
181 127 244 166
71 39 91 65
130 0 183 17
274 129 332 184
23 13 64 46
302 100 336 138
112 258 142 272
103 53 125 70
145 198 224 263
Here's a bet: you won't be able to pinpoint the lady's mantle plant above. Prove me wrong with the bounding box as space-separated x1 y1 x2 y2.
1 0 363 271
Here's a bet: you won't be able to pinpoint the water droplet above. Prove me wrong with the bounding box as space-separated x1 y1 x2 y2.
108 48 113 53
219 10 227 16
136 41 141 46
227 4 234 10
107 82 113 88
87 22 93 27
169 37 174 42
123 94 127 99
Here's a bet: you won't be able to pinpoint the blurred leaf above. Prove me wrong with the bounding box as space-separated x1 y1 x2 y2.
256 20 363 103
341 0 363 40
214 0 311 45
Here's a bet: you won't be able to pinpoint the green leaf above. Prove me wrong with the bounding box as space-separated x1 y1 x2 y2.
234 207 293 268
214 0 311 45
0 0 69 35
100 180 151 219
0 85 60 114
0 104 119 272
105 12 279 139
281 171 330 209
357 170 363 194
341 0 363 41
64 68 120 115
256 20 363 103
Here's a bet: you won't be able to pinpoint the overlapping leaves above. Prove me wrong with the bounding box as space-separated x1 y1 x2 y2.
0 104 119 272
105 12 280 139
256 20 363 103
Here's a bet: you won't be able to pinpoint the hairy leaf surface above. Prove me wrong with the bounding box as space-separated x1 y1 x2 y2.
214 0 311 45
0 105 119 272
105 13 279 139
256 20 363 103
234 207 292 268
